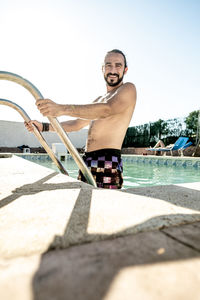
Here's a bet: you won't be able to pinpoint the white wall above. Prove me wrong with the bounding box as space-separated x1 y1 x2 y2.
0 120 88 148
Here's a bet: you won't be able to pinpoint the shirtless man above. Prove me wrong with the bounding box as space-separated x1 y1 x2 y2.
25 49 137 189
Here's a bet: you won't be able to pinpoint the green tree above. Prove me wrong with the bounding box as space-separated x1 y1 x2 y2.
185 110 199 135
150 119 169 140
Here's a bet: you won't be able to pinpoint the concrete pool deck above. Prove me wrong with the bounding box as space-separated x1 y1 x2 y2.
0 154 200 299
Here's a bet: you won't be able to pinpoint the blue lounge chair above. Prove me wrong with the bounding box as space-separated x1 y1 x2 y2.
178 141 193 156
146 137 189 154
180 141 193 150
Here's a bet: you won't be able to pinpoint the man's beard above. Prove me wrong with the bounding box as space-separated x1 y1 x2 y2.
104 72 124 87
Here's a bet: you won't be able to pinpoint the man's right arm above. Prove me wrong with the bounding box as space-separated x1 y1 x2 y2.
25 96 100 133
24 118 90 133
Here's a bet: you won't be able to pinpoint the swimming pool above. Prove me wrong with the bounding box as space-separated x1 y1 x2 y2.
17 154 200 189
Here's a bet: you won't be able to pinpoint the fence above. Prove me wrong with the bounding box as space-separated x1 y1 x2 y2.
122 117 196 148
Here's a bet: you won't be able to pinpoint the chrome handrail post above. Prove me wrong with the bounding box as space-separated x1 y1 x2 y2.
0 71 97 187
0 99 68 175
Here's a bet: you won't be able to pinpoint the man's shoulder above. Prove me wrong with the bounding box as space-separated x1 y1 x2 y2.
118 82 136 97
122 82 136 90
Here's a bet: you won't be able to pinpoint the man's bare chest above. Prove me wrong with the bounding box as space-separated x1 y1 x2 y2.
97 96 108 104
97 90 116 103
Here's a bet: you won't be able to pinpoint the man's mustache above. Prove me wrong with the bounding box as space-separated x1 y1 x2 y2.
106 73 119 78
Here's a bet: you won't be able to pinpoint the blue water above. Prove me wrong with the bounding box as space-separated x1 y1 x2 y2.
123 161 200 188
21 155 200 189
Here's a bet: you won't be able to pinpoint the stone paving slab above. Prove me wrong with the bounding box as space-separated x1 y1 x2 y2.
1 155 200 300
124 183 200 208
163 221 200 251
1 224 200 300
1 155 200 258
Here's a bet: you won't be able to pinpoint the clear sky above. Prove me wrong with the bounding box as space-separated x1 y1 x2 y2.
0 0 199 126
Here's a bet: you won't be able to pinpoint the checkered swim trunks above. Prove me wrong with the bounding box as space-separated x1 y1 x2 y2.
78 148 123 189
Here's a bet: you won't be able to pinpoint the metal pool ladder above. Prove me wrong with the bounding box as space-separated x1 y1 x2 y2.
0 71 97 187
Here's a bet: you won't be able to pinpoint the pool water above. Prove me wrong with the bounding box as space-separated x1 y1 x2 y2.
21 155 200 189
123 161 200 188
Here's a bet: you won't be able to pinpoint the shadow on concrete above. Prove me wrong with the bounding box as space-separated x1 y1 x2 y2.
122 184 200 211
31 182 200 300
0 172 89 209
2 169 199 299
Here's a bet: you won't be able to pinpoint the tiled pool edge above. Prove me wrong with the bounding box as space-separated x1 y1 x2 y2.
14 153 200 168
122 154 200 168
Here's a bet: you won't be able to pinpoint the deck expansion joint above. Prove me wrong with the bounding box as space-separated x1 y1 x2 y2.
161 229 200 253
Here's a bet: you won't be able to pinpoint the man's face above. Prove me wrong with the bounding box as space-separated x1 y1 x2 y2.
103 53 128 87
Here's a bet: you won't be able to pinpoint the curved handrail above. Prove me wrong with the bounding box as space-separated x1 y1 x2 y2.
0 98 68 175
0 71 97 187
